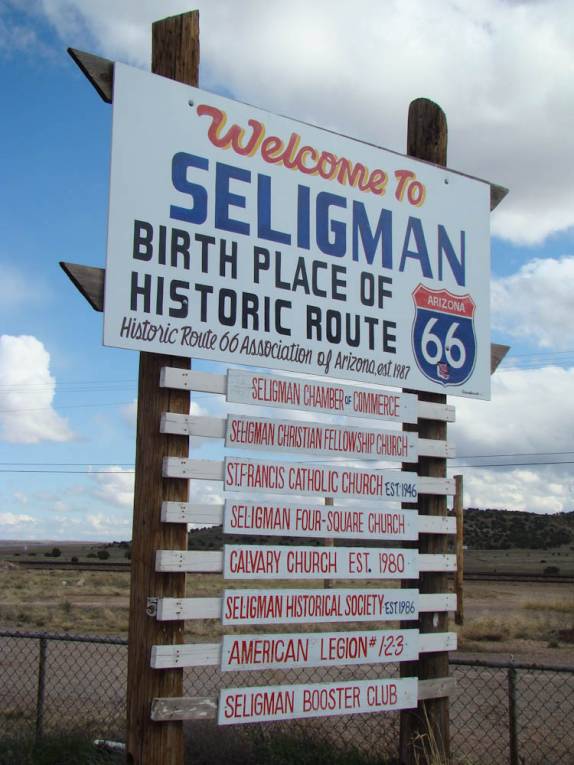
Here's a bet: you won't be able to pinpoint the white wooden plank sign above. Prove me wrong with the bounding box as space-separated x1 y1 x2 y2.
218 677 417 725
155 590 457 622
225 414 418 462
222 588 419 625
224 457 418 501
161 413 453 459
156 548 455 575
150 631 457 669
224 544 417 580
161 500 456 536
224 500 418 540
162 457 455 495
220 628 419 672
159 367 456 422
227 370 418 423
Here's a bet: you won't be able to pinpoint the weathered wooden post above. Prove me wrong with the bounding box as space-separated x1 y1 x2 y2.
454 474 464 626
125 12 199 765
400 97 450 765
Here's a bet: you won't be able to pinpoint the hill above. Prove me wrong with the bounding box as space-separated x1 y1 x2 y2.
186 508 574 551
463 508 574 550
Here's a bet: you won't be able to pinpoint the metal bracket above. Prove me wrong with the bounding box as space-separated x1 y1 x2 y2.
146 597 159 617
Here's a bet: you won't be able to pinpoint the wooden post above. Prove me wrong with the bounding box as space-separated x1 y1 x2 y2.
323 497 334 589
125 11 199 765
399 98 450 765
454 474 464 626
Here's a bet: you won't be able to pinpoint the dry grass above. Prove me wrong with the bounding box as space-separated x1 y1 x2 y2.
2 567 573 652
521 597 574 614
0 569 130 635
461 611 572 644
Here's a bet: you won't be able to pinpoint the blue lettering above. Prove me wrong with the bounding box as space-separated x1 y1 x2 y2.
398 217 432 278
316 191 346 257
170 152 208 224
215 162 250 235
297 185 310 250
438 225 466 286
257 174 291 244
352 202 392 267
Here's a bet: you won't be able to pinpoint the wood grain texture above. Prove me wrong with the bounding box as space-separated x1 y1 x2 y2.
67 48 114 103
59 262 104 311
149 677 455 721
454 475 464 626
491 342 510 373
152 12 200 88
125 11 199 765
400 97 450 765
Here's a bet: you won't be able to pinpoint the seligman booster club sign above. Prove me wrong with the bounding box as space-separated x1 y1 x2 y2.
104 64 491 399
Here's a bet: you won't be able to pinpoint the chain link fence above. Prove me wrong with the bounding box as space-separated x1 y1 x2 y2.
1 629 573 764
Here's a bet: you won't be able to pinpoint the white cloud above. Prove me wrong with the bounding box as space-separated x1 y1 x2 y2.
91 465 135 508
459 467 571 515
188 479 223 506
492 256 574 349
86 512 131 534
451 365 574 512
0 512 35 526
0 335 75 443
454 365 574 455
28 0 574 245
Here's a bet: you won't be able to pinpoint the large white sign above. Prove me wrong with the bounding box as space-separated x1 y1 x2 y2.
225 415 418 461
223 500 418 540
223 544 417 580
105 64 491 399
224 457 417 500
221 588 419 625
221 628 418 671
218 677 417 725
226 370 418 422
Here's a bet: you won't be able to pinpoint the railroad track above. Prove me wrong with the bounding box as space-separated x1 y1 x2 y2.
13 560 574 583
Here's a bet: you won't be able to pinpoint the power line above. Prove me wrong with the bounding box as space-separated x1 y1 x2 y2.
454 449 574 459
0 402 133 413
0 469 135 475
2 449 574 469
449 461 574 469
0 462 134 466
0 391 218 414
2 460 574 475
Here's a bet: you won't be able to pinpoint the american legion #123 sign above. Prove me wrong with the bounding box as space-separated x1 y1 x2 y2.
104 63 491 399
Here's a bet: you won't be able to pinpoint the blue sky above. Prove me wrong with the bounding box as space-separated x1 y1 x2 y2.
1 0 574 540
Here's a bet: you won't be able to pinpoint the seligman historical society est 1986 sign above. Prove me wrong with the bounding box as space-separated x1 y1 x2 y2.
104 63 491 399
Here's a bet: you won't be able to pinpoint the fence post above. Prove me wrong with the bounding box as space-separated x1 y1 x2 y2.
508 665 519 765
35 636 47 741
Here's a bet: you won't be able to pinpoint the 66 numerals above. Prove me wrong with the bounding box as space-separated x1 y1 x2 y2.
413 309 476 386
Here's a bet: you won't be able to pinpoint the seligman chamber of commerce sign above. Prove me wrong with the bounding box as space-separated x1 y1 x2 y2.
104 63 491 399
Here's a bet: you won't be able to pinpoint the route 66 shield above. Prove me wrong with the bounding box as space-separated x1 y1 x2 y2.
411 285 477 387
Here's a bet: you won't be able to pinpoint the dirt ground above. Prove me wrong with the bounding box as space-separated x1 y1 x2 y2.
0 570 572 764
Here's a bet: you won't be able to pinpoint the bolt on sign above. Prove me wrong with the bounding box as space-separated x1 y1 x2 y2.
104 63 491 399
